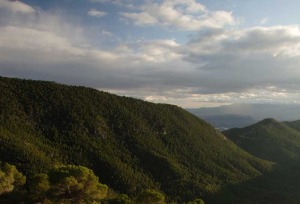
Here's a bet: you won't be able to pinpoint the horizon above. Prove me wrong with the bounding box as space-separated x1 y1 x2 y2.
1 0 300 108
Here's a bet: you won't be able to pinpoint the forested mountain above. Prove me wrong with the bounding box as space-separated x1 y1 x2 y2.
221 119 300 204
285 120 300 132
223 118 300 162
0 76 272 203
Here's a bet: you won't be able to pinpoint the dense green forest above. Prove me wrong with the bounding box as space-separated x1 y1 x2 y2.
0 161 175 203
0 76 274 203
223 118 300 162
221 119 300 203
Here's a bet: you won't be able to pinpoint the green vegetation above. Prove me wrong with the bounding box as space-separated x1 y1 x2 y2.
187 198 205 204
28 165 108 203
0 162 25 195
0 161 207 204
136 189 165 204
0 76 273 202
0 162 149 204
2 76 300 203
221 119 300 204
223 118 300 162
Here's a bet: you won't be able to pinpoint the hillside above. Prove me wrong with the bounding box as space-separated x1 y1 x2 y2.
0 76 272 202
220 119 300 204
285 120 300 132
223 118 300 162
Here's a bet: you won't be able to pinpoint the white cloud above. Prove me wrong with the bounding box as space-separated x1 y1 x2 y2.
90 0 135 9
87 9 107 17
121 12 157 25
101 30 113 37
185 26 300 60
115 39 182 63
0 0 35 13
0 26 86 60
120 0 236 31
260 17 269 25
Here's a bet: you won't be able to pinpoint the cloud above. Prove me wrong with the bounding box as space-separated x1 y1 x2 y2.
0 5 185 91
3 1 300 107
90 0 136 9
121 12 157 25
101 30 113 37
0 0 35 13
3 14 300 107
260 17 269 25
179 26 300 98
87 9 107 17
90 0 119 3
185 26 300 62
120 0 236 31
115 39 181 63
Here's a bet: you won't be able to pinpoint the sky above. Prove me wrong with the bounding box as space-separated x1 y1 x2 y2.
2 0 300 108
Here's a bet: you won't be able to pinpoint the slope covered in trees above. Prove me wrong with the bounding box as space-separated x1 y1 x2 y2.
0 76 272 202
223 118 300 162
220 119 300 204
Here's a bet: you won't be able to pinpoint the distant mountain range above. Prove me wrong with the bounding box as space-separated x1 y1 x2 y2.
187 103 300 129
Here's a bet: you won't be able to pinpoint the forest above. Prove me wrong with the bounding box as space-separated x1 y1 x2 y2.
1 76 300 203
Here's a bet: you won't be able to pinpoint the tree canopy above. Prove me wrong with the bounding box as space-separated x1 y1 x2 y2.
136 189 165 204
0 162 25 195
30 165 108 203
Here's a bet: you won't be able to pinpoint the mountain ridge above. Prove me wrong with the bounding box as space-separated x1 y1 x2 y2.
0 76 272 202
223 118 300 162
220 118 300 204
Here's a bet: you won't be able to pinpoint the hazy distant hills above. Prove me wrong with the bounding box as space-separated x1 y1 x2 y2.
188 103 300 129
200 114 256 130
0 76 272 203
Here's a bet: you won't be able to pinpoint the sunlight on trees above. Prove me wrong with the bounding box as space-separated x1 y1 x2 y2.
29 165 108 203
0 162 26 195
136 189 165 204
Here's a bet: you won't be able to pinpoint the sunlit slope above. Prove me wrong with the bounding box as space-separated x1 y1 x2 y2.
224 118 300 162
0 76 272 201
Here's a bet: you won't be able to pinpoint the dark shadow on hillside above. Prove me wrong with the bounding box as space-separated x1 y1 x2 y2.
204 160 300 204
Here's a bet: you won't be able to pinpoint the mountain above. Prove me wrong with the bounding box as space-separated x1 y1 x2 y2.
285 120 300 132
219 119 300 204
0 76 272 202
187 103 300 129
223 118 300 162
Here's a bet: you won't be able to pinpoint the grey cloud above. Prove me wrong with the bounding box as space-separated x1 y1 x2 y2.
87 9 107 17
181 26 300 94
2 2 300 107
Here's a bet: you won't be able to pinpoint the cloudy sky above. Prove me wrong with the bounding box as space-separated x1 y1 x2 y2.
1 0 300 107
